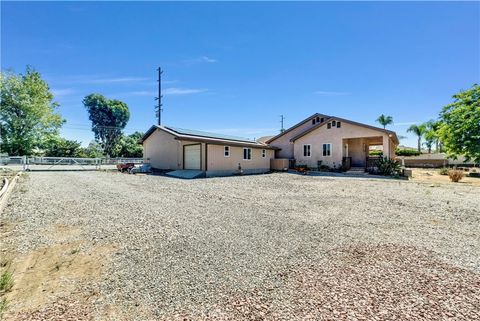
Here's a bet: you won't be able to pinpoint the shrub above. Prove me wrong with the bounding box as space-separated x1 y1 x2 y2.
369 157 401 176
369 150 383 156
0 270 13 292
439 167 449 175
395 148 421 156
448 169 464 182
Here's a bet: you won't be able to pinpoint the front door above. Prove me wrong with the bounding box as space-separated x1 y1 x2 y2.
184 144 201 170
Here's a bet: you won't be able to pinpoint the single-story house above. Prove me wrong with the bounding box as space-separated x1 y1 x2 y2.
139 125 277 177
266 113 399 169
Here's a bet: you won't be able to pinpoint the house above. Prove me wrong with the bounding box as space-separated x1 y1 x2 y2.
266 113 399 169
139 125 277 177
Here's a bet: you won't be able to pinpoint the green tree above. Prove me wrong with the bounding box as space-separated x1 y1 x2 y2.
438 84 480 164
422 120 440 154
113 132 144 158
376 114 393 129
407 124 426 152
43 136 83 157
83 94 130 156
0 67 64 155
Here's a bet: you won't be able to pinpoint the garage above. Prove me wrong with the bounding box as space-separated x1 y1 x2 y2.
184 144 201 170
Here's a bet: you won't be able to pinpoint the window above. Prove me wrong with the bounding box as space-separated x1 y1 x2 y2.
320 117 324 123
316 116 320 123
327 123 331 129
224 146 230 157
323 143 332 156
332 120 336 127
243 148 252 160
303 144 311 157
337 121 341 128
312 119 316 125
262 149 266 158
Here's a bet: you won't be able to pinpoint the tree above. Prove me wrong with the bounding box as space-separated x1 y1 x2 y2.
438 84 480 164
0 67 64 155
422 120 439 154
112 132 144 158
83 94 130 156
376 114 393 129
407 124 426 152
43 136 84 157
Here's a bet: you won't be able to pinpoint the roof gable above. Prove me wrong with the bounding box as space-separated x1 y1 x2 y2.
290 116 399 143
265 113 330 144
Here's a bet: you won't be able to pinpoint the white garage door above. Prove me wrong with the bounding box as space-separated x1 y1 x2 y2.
184 144 201 170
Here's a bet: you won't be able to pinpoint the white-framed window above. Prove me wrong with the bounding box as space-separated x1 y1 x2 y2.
262 149 266 158
303 144 311 157
243 148 252 160
323 143 332 156
224 146 230 157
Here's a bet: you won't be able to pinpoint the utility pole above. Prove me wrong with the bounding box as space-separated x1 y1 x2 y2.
155 67 163 125
280 115 285 133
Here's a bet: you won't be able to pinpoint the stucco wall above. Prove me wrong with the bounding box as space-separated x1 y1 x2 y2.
143 129 273 173
206 144 273 176
143 129 182 170
293 121 395 168
269 118 320 159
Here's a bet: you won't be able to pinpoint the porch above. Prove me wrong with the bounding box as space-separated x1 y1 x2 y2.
342 136 392 170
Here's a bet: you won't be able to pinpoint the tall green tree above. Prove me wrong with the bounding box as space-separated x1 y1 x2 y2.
438 84 480 164
0 67 64 155
422 120 438 153
113 132 144 158
407 124 426 152
83 94 130 156
376 114 393 129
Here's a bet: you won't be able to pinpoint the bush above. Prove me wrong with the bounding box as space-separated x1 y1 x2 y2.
369 157 401 176
395 148 421 156
448 169 464 182
439 167 449 175
369 150 383 156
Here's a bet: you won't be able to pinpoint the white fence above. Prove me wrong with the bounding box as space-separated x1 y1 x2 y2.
0 156 145 171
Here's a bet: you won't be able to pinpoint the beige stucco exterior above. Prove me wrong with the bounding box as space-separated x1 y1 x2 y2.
142 128 273 176
292 121 397 168
206 144 273 176
268 115 326 159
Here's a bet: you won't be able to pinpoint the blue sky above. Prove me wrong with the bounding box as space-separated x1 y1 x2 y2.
2 1 479 147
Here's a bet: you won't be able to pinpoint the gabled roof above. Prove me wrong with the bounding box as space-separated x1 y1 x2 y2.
139 125 279 149
289 116 399 144
265 113 330 144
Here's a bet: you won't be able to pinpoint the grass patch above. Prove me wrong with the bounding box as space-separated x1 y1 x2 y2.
0 270 13 293
0 297 7 317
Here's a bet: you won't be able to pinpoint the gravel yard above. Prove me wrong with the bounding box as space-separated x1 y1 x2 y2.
1 171 479 320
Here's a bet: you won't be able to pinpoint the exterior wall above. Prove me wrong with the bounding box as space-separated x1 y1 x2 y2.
206 144 273 177
269 119 320 159
143 129 182 170
293 121 393 168
178 141 207 171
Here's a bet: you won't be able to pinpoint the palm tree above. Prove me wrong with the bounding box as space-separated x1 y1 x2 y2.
376 114 393 129
407 124 426 152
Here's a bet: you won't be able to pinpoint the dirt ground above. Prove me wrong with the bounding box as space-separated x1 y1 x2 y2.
410 168 480 186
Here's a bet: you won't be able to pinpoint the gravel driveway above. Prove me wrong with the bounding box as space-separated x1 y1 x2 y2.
2 171 479 320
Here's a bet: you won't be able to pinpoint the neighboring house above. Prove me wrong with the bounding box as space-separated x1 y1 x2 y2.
139 125 276 177
267 114 399 169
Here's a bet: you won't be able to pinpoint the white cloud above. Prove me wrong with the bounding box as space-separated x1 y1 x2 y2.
183 56 217 64
163 87 208 95
393 122 419 126
51 88 76 97
314 90 351 96
87 77 151 84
